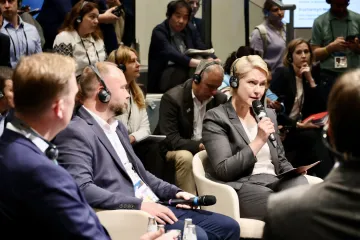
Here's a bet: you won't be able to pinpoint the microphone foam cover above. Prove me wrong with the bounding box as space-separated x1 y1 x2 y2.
200 195 217 206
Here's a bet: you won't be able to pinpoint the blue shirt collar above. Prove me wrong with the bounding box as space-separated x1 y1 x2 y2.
2 15 24 29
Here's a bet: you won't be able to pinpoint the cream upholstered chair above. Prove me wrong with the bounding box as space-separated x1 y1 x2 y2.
96 210 151 240
193 150 265 239
192 150 323 239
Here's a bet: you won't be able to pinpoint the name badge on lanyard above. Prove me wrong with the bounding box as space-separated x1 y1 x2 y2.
334 53 347 69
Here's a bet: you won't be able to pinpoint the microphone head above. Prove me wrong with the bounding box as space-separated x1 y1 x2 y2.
252 99 265 115
198 195 217 206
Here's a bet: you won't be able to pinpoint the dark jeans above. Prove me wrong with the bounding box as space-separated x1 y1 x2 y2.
165 206 240 240
236 174 308 220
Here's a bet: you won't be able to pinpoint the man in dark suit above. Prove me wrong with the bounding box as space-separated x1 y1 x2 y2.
0 66 14 136
0 53 110 239
54 62 240 240
262 69 360 240
0 32 10 67
154 60 227 195
147 0 217 93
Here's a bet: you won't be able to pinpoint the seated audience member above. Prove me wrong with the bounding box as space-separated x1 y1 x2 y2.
154 60 227 195
250 0 286 73
0 0 42 68
270 38 331 178
0 66 13 135
202 55 308 220
36 0 73 51
147 0 217 93
54 62 240 240
0 53 110 239
263 69 360 240
53 0 106 77
108 45 170 181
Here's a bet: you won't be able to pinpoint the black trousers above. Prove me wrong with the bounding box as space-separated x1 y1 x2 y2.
237 174 308 220
158 65 190 93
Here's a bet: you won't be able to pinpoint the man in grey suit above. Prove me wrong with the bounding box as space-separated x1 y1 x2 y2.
54 62 240 240
263 69 360 240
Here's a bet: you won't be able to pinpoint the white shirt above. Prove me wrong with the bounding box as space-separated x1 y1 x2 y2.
0 114 5 137
289 76 304 120
240 119 276 176
83 107 159 202
53 31 106 76
191 90 213 141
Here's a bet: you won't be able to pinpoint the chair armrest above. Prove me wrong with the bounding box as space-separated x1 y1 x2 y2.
96 210 151 240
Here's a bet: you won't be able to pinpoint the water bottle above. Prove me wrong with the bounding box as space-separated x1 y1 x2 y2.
147 216 157 232
182 219 192 240
183 224 197 240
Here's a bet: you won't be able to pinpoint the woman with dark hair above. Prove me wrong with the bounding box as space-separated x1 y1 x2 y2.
53 0 106 77
250 0 286 73
270 38 331 178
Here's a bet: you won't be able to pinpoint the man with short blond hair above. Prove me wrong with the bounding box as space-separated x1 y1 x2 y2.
0 53 110 239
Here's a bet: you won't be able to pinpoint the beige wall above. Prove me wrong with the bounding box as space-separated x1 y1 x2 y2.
135 0 312 65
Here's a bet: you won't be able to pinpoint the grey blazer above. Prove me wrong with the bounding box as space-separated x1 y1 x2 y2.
54 106 180 210
202 100 293 191
263 164 360 240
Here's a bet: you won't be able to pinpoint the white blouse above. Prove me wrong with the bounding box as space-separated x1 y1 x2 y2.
53 30 106 76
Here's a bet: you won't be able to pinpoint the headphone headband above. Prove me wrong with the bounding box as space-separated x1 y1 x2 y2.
193 61 221 84
89 64 111 103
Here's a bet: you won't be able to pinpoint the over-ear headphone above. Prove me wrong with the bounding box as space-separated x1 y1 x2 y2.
76 0 90 24
229 58 242 88
89 64 111 103
114 48 126 73
193 61 220 84
10 117 59 162
0 90 4 99
287 52 293 63
166 0 192 19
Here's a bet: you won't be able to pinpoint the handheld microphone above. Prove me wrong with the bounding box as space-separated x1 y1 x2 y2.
158 195 216 207
252 100 277 148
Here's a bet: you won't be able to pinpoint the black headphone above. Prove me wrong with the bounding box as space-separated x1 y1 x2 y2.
89 64 111 103
229 58 242 88
193 61 220 84
166 0 192 19
287 52 293 63
114 48 126 73
76 0 90 24
11 117 59 162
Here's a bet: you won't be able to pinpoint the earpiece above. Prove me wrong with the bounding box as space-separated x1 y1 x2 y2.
287 53 293 63
118 63 126 72
229 58 241 88
76 16 82 24
0 90 4 99
89 65 111 103
193 61 220 84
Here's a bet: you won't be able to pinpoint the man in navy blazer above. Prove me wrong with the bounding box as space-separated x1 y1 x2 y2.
147 0 217 93
0 53 110 239
54 62 240 240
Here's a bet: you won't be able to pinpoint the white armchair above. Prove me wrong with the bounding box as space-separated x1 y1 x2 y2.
192 151 265 239
192 150 323 239
96 210 151 240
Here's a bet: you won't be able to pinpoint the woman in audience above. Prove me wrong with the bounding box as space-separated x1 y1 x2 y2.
250 0 286 73
107 45 170 182
202 55 308 220
53 0 106 77
270 38 331 178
